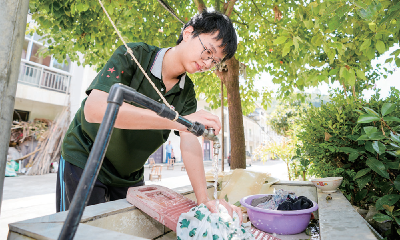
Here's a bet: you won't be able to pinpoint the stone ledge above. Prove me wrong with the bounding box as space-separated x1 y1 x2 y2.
317 190 378 240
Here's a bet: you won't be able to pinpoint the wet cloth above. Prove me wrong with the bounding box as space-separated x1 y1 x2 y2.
177 203 254 240
277 196 313 211
253 189 313 211
255 189 296 210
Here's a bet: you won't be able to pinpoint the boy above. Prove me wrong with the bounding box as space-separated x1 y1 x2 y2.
57 10 241 219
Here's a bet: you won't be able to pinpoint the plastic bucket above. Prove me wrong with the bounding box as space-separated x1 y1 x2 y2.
240 194 318 235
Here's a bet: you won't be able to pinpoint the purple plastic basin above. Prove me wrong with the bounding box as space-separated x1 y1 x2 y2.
240 194 318 235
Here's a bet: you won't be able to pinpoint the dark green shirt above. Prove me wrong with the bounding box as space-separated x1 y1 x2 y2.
61 42 197 187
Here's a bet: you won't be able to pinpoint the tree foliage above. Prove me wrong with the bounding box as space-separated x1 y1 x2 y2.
28 0 400 113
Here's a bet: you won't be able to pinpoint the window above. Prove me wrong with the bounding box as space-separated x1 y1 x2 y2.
29 43 51 66
13 109 30 122
52 56 71 72
249 129 252 138
22 32 71 72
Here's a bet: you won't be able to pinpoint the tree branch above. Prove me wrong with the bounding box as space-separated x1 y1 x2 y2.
232 9 248 25
250 0 268 21
232 19 248 28
194 0 206 13
225 0 236 17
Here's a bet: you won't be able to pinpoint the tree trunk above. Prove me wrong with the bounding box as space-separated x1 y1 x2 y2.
0 0 30 213
286 162 291 181
220 81 224 171
215 57 246 169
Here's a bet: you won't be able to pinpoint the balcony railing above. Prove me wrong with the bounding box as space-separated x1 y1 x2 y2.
18 60 71 94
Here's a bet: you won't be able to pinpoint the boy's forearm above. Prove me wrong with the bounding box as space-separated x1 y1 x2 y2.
180 132 209 205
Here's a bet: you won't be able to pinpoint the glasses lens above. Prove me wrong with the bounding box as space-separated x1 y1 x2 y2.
201 49 213 60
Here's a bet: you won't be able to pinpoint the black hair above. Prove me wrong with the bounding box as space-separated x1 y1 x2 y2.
177 10 237 61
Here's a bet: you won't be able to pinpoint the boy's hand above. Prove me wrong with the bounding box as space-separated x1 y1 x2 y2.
204 199 243 224
183 110 221 135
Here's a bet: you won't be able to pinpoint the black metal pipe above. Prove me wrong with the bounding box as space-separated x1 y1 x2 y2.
58 102 120 240
58 83 205 239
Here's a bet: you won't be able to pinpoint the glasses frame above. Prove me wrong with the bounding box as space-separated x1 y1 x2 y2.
197 35 221 70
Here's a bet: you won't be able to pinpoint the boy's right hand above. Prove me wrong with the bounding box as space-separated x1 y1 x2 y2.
182 110 221 135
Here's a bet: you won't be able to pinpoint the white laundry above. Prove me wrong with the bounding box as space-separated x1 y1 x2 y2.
176 203 254 240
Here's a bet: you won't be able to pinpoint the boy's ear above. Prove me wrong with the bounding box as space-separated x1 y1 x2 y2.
182 26 194 42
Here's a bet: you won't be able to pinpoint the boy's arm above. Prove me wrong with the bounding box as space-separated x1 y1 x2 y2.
85 89 183 130
179 132 209 204
180 132 243 222
85 89 222 132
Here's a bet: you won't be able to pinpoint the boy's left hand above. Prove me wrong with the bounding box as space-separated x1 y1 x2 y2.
204 199 243 224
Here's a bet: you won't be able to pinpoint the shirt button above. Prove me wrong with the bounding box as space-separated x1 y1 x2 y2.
161 88 164 91
158 99 161 101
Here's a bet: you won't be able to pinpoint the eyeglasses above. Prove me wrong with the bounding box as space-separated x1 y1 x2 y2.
198 35 222 70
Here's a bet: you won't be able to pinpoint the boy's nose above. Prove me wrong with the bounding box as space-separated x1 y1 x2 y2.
202 58 213 69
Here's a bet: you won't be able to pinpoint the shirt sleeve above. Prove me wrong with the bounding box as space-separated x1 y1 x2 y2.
179 80 197 117
86 43 141 95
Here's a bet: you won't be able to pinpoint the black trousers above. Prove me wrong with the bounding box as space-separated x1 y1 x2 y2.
56 156 144 212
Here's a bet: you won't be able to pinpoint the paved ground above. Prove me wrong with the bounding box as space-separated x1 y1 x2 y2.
0 159 289 239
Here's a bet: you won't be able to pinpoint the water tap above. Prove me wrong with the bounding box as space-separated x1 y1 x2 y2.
203 128 220 155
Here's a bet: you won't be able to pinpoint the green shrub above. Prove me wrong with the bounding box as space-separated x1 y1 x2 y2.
298 88 400 239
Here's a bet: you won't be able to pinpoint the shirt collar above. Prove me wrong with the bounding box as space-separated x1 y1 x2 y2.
150 47 186 89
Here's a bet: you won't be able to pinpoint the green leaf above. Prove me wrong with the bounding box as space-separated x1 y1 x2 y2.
366 157 389 179
368 22 377 31
372 141 386 154
395 217 400 226
357 114 380 123
224 194 229 202
355 189 368 202
357 174 372 189
368 132 385 140
76 2 89 12
391 132 400 143
376 195 400 210
396 58 400 67
365 141 375 153
329 68 339 76
387 161 400 169
383 117 400 122
356 134 370 140
354 168 371 180
339 147 359 154
273 36 288 45
356 69 366 80
347 69 356 86
373 213 393 223
348 152 358 162
282 44 292 57
360 39 371 51
364 126 378 136
394 175 400 191
376 40 385 54
233 201 241 207
363 107 380 116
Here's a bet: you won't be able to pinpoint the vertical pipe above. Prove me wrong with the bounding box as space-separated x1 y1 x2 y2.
221 81 224 171
58 102 120 240
0 0 29 214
